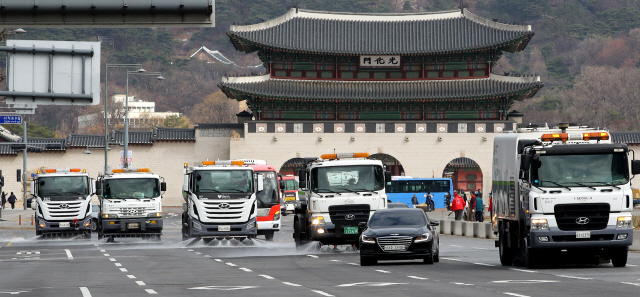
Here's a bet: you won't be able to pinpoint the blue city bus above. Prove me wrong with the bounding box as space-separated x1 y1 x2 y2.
386 177 454 209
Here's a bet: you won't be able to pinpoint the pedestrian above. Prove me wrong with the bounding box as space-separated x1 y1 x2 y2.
8 192 17 209
452 191 466 220
475 195 484 222
411 194 419 208
1 191 6 209
469 192 476 222
444 192 452 211
425 191 433 212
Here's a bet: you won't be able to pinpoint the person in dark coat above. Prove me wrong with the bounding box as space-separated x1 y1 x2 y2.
7 192 17 209
1 192 6 209
411 194 419 208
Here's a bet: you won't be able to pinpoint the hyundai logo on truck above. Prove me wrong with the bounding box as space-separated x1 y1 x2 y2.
59 204 69 209
218 203 231 209
345 214 356 220
575 217 590 225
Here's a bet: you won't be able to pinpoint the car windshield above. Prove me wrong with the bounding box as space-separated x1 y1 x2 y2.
369 211 426 227
195 170 253 194
104 178 160 199
38 176 89 196
311 165 384 194
256 171 279 206
532 153 629 187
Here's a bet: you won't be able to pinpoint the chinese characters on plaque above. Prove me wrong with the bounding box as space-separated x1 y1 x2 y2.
359 55 401 68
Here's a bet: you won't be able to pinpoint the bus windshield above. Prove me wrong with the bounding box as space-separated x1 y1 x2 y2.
533 153 629 187
311 165 385 194
194 170 253 194
38 176 89 197
256 172 279 206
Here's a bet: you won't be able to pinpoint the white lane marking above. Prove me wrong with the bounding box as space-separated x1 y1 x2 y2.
260 274 275 279
330 259 341 262
100 250 106 252
555 275 591 280
239 268 252 272
189 286 259 290
283 282 301 287
226 262 237 267
472 247 491 250
509 268 538 273
375 270 390 273
115 263 122 267
187 249 194 251
348 263 359 266
407 276 428 280
0 290 30 294
136 281 146 286
312 290 334 297
194 252 202 255
103 254 110 257
621 282 640 287
441 257 463 262
627 264 637 267
504 293 530 297
337 282 406 287
80 287 92 297
145 289 158 294
204 255 211 258
127 275 136 279
474 262 496 267
119 268 128 272
493 280 558 284
214 259 223 262
93 244 99 247
65 249 73 260
109 258 116 262
307 255 319 258
450 245 463 247
452 282 473 286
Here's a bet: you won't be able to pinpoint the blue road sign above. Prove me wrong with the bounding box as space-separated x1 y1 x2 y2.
31 173 36 178
0 115 22 124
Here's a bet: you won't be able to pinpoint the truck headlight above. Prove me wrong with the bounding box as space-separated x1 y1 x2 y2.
616 216 632 228
361 235 375 244
84 219 91 227
102 213 118 219
192 221 202 231
414 232 431 243
531 218 549 230
311 216 325 225
38 220 46 228
147 212 162 218
273 211 280 221
247 221 256 230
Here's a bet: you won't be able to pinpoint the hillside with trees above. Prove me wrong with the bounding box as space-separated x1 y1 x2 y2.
1 0 640 136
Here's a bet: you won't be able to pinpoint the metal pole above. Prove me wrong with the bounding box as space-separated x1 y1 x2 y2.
124 71 129 169
105 65 109 174
22 121 27 210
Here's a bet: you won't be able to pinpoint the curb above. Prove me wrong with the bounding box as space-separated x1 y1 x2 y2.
0 225 35 230
631 230 640 251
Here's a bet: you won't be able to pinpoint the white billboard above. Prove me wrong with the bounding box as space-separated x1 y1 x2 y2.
3 40 101 106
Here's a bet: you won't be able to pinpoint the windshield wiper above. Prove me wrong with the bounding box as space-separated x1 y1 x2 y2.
581 181 622 190
198 189 221 193
314 188 342 196
256 198 268 208
351 188 376 194
564 182 597 190
222 189 246 193
65 191 88 195
538 180 571 191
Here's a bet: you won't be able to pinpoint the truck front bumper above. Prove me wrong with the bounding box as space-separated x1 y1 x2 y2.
101 217 163 236
309 222 360 245
37 217 91 234
189 216 257 238
530 227 632 249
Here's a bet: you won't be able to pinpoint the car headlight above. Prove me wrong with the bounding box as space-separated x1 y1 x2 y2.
414 232 431 243
311 216 325 225
273 211 280 221
102 213 118 219
361 234 375 244
531 218 549 230
616 216 632 228
247 221 256 230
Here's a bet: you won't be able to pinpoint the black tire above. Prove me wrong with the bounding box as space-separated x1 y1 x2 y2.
293 216 306 250
499 223 514 266
360 255 377 266
524 240 538 269
265 231 275 241
424 254 435 264
434 243 440 263
612 247 628 267
91 219 98 232
282 207 288 216
35 224 42 236
182 213 191 241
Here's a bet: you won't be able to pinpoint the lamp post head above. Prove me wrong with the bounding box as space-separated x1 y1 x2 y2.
83 146 91 154
13 28 26 34
137 68 146 73
157 76 165 80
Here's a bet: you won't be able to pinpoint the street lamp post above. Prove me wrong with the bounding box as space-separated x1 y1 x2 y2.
104 64 141 174
124 70 164 168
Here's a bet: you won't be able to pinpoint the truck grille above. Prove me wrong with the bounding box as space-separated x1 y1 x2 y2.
328 204 370 227
554 203 609 231
47 201 83 218
118 207 153 217
377 236 413 252
200 200 250 220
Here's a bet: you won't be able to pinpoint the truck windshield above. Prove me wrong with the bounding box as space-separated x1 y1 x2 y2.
311 165 385 194
38 176 89 196
532 153 629 187
256 172 278 206
104 178 160 199
195 170 253 194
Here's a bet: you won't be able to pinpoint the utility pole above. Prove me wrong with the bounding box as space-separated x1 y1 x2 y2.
22 121 27 210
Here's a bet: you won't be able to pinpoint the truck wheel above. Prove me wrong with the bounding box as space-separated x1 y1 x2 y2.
524 239 538 269
293 216 306 249
265 231 275 241
35 224 43 236
611 247 628 267
499 224 514 266
83 231 92 240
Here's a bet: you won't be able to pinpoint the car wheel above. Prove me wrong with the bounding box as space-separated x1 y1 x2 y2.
91 219 98 232
423 254 434 264
434 244 440 263
360 255 377 266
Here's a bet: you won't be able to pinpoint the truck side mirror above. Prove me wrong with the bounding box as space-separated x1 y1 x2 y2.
632 160 640 175
279 180 286 191
182 175 189 192
298 170 307 189
385 171 392 183
31 201 37 210
95 182 101 190
520 154 532 171
161 182 167 192
30 181 35 196
96 188 102 196
257 174 264 192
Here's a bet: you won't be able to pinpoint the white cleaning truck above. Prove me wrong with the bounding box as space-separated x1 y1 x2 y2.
31 168 93 238
95 168 166 241
493 123 638 268
181 160 264 242
293 153 391 248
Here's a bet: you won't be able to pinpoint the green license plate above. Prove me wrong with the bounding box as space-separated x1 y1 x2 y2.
344 227 359 234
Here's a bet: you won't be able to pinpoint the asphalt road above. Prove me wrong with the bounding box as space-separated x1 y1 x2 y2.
1 213 639 297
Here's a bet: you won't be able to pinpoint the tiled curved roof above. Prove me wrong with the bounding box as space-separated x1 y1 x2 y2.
228 9 533 55
67 134 106 147
153 127 196 141
219 74 543 101
611 132 640 145
447 157 479 167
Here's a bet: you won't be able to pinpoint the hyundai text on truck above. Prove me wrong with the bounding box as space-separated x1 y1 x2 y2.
238 159 282 241
31 168 93 238
95 168 166 241
492 123 638 268
181 160 264 242
293 152 391 249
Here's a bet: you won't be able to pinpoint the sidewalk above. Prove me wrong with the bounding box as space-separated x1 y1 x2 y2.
0 208 36 230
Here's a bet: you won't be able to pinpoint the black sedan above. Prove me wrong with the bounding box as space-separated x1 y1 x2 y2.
359 208 439 266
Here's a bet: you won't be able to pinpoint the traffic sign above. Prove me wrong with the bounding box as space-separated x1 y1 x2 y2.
0 115 22 124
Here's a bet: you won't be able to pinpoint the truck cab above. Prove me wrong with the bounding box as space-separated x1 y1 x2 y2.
31 168 93 238
294 153 391 248
493 124 638 268
182 160 263 241
280 175 299 215
95 168 165 241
